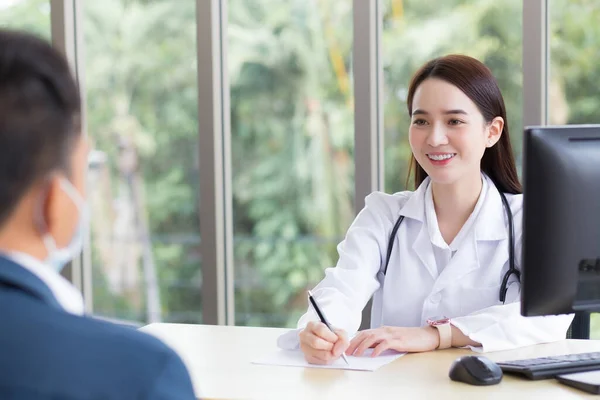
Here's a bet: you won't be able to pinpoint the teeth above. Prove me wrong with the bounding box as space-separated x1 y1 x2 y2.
428 154 455 161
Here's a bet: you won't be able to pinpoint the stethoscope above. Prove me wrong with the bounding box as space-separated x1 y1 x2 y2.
380 180 520 304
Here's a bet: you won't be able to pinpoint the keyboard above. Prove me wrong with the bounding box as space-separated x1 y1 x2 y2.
497 352 600 380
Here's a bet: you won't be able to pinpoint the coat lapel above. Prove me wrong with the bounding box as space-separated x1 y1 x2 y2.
398 177 438 280
430 174 510 293
432 232 480 293
412 224 439 279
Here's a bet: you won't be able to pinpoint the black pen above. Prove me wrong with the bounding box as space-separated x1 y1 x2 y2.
307 290 350 366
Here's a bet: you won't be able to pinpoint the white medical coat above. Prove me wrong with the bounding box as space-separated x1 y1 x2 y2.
278 174 574 352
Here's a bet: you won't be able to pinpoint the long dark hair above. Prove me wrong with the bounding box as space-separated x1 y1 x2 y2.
405 54 521 194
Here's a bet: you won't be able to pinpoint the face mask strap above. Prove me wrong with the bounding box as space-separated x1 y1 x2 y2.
38 177 84 259
59 178 84 212
42 232 58 254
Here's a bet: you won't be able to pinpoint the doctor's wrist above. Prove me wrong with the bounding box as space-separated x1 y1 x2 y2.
423 326 441 350
449 324 481 348
426 317 452 350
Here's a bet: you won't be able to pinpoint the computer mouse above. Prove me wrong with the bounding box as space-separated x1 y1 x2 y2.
449 355 503 386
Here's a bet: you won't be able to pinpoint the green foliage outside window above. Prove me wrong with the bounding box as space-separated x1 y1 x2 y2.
1 0 599 335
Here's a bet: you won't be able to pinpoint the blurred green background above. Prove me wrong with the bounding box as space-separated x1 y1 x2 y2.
1 0 599 336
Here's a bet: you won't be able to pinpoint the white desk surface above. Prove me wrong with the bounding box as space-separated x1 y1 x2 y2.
141 323 600 399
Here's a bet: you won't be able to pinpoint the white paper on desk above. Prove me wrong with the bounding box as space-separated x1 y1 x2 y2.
252 349 405 371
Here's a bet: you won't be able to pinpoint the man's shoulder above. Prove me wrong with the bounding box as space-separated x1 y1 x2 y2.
60 312 183 368
0 291 195 399
56 316 196 398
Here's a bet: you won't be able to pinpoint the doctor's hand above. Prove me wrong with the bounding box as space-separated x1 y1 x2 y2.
299 321 350 365
346 326 439 357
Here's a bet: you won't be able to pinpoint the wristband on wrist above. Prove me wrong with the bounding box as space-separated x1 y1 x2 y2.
427 316 452 349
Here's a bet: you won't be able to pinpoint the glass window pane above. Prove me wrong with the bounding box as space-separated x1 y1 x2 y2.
549 0 600 126
382 0 523 192
0 0 50 38
549 0 600 339
228 0 354 327
84 0 201 324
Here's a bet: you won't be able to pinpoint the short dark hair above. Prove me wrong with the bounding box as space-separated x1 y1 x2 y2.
406 54 522 195
0 29 81 227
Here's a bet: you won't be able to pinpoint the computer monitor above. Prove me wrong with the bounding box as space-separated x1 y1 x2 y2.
521 125 600 317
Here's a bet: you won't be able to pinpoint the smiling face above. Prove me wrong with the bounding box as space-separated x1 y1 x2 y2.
408 78 503 186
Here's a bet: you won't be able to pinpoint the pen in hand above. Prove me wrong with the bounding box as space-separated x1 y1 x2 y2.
307 290 350 366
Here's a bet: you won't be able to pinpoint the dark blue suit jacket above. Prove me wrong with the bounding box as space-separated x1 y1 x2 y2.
0 255 196 399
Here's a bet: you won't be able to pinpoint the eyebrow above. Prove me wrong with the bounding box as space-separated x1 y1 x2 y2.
411 109 469 116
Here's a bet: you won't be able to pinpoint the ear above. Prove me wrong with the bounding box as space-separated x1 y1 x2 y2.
40 175 74 248
485 116 504 148
33 181 51 237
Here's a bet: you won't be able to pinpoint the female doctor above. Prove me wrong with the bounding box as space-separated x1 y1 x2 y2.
278 54 574 365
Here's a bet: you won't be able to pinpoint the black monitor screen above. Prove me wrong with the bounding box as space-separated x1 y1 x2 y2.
521 125 600 316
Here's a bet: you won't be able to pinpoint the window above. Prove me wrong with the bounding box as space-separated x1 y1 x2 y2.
382 0 523 192
84 0 202 324
549 0 600 126
549 0 600 339
228 0 354 327
0 0 50 38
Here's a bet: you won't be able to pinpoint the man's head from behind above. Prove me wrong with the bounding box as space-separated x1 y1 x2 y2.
0 29 87 265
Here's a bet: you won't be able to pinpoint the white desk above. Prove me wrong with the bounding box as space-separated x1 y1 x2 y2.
141 323 600 399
